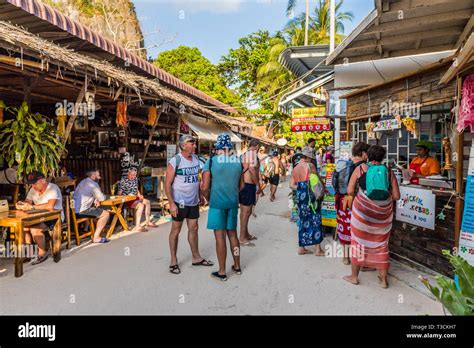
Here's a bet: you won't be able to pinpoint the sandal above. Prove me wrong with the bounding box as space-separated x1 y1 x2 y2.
248 235 258 241
232 265 242 275
240 241 255 247
93 237 110 244
146 222 159 228
169 265 181 274
192 259 214 266
211 271 227 281
31 254 48 265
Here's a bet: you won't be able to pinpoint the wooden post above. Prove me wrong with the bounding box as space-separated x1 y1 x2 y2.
61 85 86 149
454 75 464 249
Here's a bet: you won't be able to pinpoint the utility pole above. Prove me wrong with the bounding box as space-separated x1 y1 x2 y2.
304 0 309 46
329 0 340 158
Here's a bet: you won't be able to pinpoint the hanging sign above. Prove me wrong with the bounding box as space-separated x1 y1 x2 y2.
373 118 401 132
291 106 330 132
396 186 436 230
120 152 141 177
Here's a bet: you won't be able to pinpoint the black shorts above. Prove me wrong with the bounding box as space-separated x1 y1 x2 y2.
269 175 280 186
239 183 257 206
77 207 106 218
172 205 200 222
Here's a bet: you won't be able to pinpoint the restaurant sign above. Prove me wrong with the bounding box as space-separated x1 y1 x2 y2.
291 106 331 132
396 186 435 230
373 118 401 132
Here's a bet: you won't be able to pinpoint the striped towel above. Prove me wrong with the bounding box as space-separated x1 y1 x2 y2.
350 191 393 270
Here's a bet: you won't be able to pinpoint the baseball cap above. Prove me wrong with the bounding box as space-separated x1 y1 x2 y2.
27 171 45 184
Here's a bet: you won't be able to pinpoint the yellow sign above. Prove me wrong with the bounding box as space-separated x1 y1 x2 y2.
291 106 326 117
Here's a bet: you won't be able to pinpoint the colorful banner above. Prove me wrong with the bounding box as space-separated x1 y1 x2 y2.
396 186 435 230
373 118 401 132
291 106 330 132
322 163 336 227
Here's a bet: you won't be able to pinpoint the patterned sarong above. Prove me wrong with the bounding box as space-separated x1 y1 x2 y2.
336 193 351 245
350 191 393 270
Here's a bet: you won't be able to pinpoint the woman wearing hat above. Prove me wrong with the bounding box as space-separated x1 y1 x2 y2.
408 140 440 184
290 146 325 256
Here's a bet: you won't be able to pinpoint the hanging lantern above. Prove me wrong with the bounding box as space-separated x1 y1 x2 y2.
116 101 127 127
147 105 157 126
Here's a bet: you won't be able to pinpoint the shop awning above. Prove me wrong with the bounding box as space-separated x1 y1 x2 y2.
326 0 474 66
182 114 242 143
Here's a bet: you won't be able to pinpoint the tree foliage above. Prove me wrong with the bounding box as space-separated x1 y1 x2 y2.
154 46 243 108
218 30 272 105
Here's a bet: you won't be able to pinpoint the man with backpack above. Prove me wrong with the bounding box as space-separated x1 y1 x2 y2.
165 135 214 275
332 142 369 265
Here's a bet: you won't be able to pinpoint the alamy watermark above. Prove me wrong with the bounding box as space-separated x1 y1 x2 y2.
380 99 421 118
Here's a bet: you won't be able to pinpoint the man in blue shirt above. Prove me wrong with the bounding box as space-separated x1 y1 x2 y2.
201 133 243 281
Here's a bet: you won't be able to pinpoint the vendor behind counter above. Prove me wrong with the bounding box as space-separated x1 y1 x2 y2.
408 140 441 185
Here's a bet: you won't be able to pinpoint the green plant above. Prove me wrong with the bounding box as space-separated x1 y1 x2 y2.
0 102 66 180
419 250 474 315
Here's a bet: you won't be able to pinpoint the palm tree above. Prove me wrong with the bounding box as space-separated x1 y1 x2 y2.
286 0 310 45
256 36 294 111
285 0 353 45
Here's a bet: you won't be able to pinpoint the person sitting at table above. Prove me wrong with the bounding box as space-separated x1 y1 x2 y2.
408 140 440 184
118 168 158 232
15 172 63 265
73 169 111 243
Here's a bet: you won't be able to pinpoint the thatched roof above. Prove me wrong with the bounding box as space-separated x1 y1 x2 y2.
0 20 247 128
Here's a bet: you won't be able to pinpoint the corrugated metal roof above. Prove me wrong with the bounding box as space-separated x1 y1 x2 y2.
1 0 236 113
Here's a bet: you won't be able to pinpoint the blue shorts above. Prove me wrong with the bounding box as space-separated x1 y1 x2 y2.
207 207 238 231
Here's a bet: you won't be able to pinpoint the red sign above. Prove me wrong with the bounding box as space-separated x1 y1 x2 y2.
291 107 331 132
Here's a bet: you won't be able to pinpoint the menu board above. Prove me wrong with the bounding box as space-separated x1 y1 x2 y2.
396 186 436 230
120 152 141 177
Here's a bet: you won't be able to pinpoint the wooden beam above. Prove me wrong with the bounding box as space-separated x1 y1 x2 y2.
455 14 474 48
62 85 85 148
138 109 162 173
440 32 474 84
366 9 471 34
0 86 60 102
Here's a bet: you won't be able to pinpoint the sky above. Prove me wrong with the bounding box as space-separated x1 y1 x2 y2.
132 0 375 64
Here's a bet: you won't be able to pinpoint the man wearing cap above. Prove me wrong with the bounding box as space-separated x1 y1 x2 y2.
408 140 440 184
15 172 63 265
165 134 213 275
201 133 243 281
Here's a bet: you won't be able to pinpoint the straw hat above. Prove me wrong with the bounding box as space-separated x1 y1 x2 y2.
301 146 315 159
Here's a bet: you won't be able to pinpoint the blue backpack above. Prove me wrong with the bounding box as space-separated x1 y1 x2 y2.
365 163 390 200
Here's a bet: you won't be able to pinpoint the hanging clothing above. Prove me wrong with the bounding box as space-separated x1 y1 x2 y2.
335 193 351 245
296 181 323 247
350 191 393 270
458 74 474 133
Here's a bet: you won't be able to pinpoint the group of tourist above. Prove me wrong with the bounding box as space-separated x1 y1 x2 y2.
287 141 400 289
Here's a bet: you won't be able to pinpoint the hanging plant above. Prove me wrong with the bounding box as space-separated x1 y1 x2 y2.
0 102 66 180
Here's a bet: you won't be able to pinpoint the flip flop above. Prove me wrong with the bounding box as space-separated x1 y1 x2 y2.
192 259 214 266
248 235 258 241
93 237 110 244
169 265 181 274
240 241 255 247
146 222 159 228
232 265 242 275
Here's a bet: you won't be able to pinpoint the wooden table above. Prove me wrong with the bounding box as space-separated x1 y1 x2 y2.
101 195 137 238
0 209 62 277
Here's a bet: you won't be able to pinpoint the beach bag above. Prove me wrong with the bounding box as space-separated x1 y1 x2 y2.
364 163 390 200
307 164 325 200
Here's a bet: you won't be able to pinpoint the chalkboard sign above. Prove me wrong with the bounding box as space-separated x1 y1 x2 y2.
120 152 141 178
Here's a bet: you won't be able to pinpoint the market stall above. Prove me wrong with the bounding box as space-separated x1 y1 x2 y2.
343 59 459 275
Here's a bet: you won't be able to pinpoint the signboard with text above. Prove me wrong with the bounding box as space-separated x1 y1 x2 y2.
291 106 331 132
396 186 435 230
322 163 337 227
373 118 401 132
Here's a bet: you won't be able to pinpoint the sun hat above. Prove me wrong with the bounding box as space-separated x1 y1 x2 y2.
214 133 233 150
415 140 433 151
301 146 316 159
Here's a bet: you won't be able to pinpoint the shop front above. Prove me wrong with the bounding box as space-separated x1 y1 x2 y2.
343 59 459 275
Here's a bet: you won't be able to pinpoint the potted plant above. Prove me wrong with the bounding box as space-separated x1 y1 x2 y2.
0 102 66 180
419 250 474 315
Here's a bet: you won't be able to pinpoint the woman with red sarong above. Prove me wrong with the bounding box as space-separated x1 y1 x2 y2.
343 145 400 289
335 142 369 265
